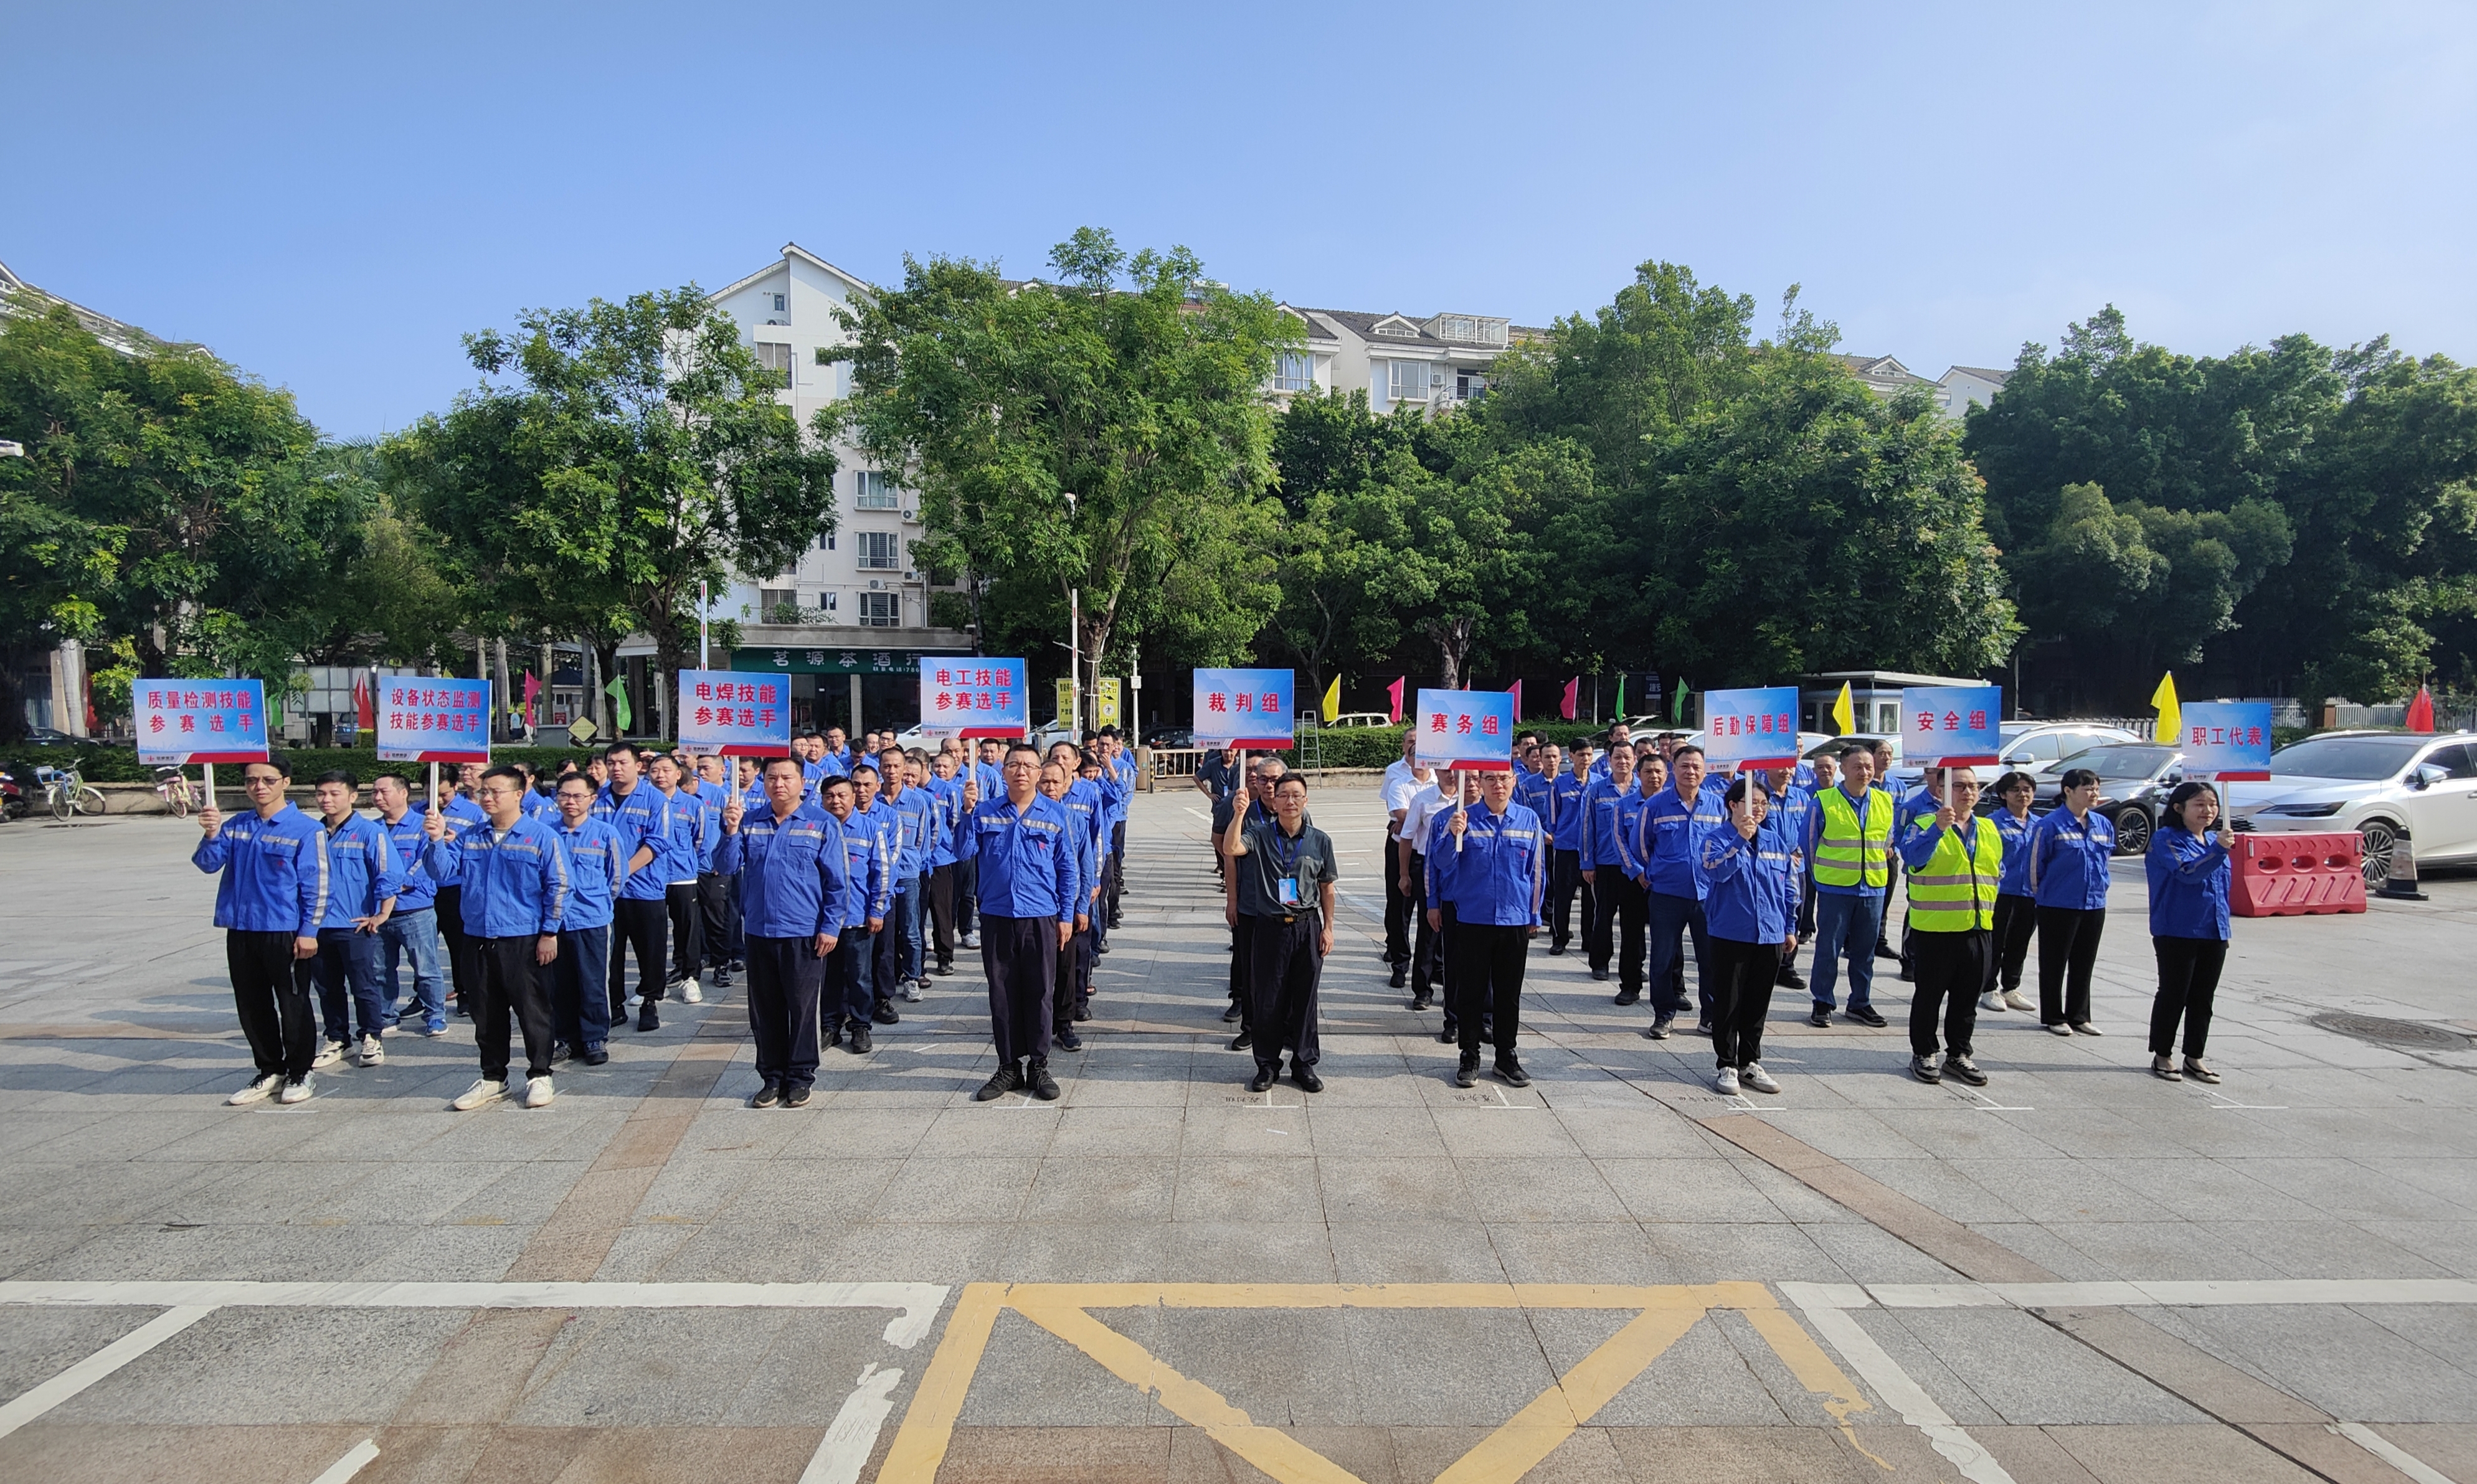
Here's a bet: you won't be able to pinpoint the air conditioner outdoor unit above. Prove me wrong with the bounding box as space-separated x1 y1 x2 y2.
901 508 917 520
903 569 917 580
868 579 883 590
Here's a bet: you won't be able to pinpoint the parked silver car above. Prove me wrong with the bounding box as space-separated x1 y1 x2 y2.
1887 719 2139 792
2222 730 2477 886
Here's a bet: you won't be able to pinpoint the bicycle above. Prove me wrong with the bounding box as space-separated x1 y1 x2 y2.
154 765 199 818
39 765 108 821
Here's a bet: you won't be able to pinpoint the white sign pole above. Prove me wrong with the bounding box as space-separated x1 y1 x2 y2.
203 763 214 813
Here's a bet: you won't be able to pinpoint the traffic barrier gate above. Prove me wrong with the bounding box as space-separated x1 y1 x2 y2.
2230 831 2366 917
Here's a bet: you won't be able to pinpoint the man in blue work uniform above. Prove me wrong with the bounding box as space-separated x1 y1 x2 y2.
594 741 675 1033
1578 742 1637 984
1765 763 1815 993
194 754 329 1105
818 774 890 1054
308 769 405 1070
549 772 623 1066
1102 727 1137 930
1891 765 1947 985
959 742 1080 1103
850 763 904 1027
1040 759 1098 1051
960 739 1005 950
691 756 741 991
1545 743 1592 955
1603 750 1664 1008
1436 766 1547 1089
424 763 570 1110
1087 741 1127 953
1513 742 1554 838
1806 742 1897 1029
1223 770 1340 1094
650 753 713 1004
1640 745 1723 1039
430 767 488 1019
717 756 848 1108
875 746 935 1002
924 750 967 976
372 774 447 1037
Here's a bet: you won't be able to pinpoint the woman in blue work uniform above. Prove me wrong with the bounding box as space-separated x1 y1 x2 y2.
1978 771 2039 1014
2145 780 2231 1084
2027 767 2113 1036
1696 775 1799 1097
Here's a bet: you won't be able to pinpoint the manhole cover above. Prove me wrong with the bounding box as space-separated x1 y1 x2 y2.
2308 1011 2470 1050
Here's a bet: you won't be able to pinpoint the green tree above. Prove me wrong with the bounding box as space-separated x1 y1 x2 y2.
390 287 838 734
827 229 1294 711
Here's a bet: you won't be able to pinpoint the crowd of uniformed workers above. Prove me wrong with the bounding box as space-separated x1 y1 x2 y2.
189 707 2235 1111
189 724 1139 1110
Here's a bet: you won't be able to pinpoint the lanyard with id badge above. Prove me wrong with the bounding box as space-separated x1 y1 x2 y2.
1269 826 1310 916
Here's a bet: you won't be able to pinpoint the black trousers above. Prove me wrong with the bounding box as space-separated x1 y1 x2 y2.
665 881 703 986
2035 905 2105 1027
1598 873 1649 993
610 897 669 1012
1109 821 1127 919
826 925 875 1032
1706 937 1781 1070
1229 910 1257 1029
435 884 477 1011
2151 935 2227 1059
927 863 957 968
698 872 737 970
1383 839 1413 964
1408 856 1446 1001
983 915 1058 1066
1584 861 1626 970
1052 924 1092 1028
1247 914 1324 1072
746 934 827 1089
1987 892 2036 994
1911 930 1988 1059
1547 849 1592 952
955 856 978 937
1448 920 1529 1057
227 929 317 1080
473 935 555 1082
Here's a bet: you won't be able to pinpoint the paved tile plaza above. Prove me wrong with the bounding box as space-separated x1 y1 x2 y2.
2 787 2476 1483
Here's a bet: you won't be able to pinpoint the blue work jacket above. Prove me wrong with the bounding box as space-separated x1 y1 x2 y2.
593 783 675 903
552 815 625 932
1064 777 1111 861
1698 813 1799 943
424 816 569 938
2146 826 2231 941
377 810 438 914
1581 777 1633 868
881 785 937 884
1513 769 1553 831
830 806 893 929
650 785 707 884
1642 783 1724 901
1548 772 1590 853
318 811 406 929
680 785 726 874
2029 806 2116 910
957 793 1079 922
716 803 848 940
1612 786 1658 882
193 803 329 936
1989 808 2037 897
1442 800 1546 927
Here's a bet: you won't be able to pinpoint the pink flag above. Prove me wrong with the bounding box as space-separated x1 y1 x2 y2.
1386 676 1405 724
1506 679 1522 720
1560 676 1579 721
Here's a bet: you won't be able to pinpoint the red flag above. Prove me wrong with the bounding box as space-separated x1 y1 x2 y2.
1560 676 1579 721
1386 676 1406 724
1507 679 1522 719
2406 684 2435 734
353 673 374 733
522 670 542 725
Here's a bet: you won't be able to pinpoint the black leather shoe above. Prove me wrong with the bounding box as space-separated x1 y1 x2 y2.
1438 1019 1459 1044
1875 941 1901 961
824 1023 843 1049
1776 966 1806 990
1613 989 1639 1006
1389 965 1407 988
637 1004 660 1033
1409 996 1431 1011
1229 1029 1253 1051
1093 940 1111 955
973 1064 1024 1101
873 1002 901 1025
1052 1026 1082 1052
1589 966 1610 981
1547 944 1566 956
785 1085 812 1107
751 1082 782 1108
1026 1061 1060 1101
1072 1002 1092 1022
1453 1056 1479 1088
1495 1057 1531 1089
582 1047 609 1066
1292 1063 1324 1094
1850 1006 1889 1029
1248 1067 1276 1093
1221 1001 1244 1023
848 1026 873 1055
1807 1008 1831 1028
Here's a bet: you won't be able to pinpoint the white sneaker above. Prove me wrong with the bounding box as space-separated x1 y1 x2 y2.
277 1074 314 1105
1741 1063 1780 1095
1715 1067 1741 1096
227 1073 283 1106
962 932 981 949
313 1039 348 1070
1979 991 2007 1013
523 1075 554 1109
681 978 703 1004
2002 990 2033 1012
901 981 924 1003
451 1078 507 1112
358 1033 384 1067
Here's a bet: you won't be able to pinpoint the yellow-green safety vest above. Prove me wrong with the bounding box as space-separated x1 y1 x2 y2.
1812 786 1893 890
1907 815 2002 932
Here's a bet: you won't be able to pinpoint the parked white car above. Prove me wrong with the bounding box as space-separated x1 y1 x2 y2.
1889 719 2141 791
2222 730 2477 886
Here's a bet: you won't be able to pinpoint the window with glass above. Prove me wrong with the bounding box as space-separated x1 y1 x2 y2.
859 592 899 626
1388 360 1432 402
1274 353 1314 392
856 531 901 570
754 341 793 387
855 471 899 509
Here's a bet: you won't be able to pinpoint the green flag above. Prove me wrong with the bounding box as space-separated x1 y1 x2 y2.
1614 674 1626 717
1672 677 1689 722
605 674 632 733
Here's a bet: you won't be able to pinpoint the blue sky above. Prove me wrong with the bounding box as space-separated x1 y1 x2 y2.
8 2 2474 438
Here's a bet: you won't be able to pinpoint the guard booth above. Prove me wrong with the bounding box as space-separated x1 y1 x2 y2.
1799 669 1994 736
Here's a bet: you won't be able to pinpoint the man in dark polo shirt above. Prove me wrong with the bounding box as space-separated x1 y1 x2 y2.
1221 765 1338 1094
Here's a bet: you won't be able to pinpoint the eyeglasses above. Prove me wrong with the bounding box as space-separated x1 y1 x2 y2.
476 785 516 799
243 774 283 788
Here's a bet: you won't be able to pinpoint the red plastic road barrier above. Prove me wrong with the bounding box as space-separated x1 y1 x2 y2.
2230 831 2366 917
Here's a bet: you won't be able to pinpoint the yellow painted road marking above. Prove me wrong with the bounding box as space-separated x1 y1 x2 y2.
876 1282 1870 1484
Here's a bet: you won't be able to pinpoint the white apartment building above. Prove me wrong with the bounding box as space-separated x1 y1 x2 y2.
1269 306 1546 415
1836 353 2011 420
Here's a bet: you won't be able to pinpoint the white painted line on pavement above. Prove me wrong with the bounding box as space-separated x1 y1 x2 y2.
0 1303 214 1442
1780 1283 2019 1484
2333 1421 2456 1484
800 1363 905 1484
0 1281 953 1349
308 1439 381 1483
1854 1278 2477 1311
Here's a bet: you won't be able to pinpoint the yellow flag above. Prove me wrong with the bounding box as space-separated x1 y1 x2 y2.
1831 681 1855 735
2151 671 2181 747
1320 674 1341 723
